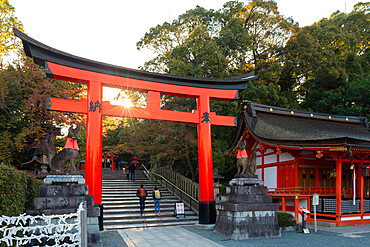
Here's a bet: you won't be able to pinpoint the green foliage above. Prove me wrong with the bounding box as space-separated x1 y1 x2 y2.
277 212 297 227
0 56 85 166
134 0 298 180
0 164 42 216
219 184 227 195
283 3 370 119
0 0 24 60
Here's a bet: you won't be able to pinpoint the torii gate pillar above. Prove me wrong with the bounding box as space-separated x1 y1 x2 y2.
198 95 216 223
85 80 103 204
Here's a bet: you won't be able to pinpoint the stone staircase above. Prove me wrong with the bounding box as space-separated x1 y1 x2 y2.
101 168 199 230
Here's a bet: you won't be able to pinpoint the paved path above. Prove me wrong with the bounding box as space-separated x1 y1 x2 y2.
117 226 223 247
100 224 370 247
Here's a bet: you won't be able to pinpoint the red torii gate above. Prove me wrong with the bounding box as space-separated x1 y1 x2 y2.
14 28 256 224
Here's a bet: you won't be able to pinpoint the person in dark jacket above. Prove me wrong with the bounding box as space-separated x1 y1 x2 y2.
152 186 161 215
136 184 147 216
128 162 136 181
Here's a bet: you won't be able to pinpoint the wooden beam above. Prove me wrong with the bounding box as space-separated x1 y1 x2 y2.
47 97 236 126
47 62 239 101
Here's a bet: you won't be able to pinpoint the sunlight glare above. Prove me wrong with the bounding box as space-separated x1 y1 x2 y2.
122 98 133 108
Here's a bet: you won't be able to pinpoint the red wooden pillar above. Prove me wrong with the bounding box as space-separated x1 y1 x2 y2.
282 197 286 213
261 152 265 185
315 163 319 190
335 159 342 225
277 154 280 188
111 157 115 171
294 158 299 188
360 161 364 218
85 80 103 205
294 196 299 222
197 95 215 224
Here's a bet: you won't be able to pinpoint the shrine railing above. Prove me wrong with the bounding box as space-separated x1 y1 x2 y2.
154 166 199 202
0 202 87 247
267 187 353 196
142 164 199 213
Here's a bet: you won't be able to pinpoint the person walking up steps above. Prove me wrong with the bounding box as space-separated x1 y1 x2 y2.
136 184 147 216
152 186 161 216
125 166 130 180
128 162 136 181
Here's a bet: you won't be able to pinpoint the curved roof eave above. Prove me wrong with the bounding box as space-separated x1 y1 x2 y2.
13 28 257 90
229 102 370 151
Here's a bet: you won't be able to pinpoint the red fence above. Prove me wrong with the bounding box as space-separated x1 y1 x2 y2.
267 187 353 196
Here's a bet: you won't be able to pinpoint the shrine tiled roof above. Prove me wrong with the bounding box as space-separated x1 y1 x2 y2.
13 28 256 90
231 101 370 149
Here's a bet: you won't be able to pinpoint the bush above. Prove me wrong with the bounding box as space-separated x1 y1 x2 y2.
219 184 227 195
0 164 42 216
277 212 297 227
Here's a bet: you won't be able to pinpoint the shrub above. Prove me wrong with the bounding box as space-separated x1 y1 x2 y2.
0 164 42 216
219 184 227 195
277 212 297 227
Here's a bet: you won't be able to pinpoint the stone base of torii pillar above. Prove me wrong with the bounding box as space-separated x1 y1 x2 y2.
27 175 102 246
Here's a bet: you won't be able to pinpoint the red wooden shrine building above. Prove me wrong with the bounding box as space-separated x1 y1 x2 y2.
231 101 370 226
14 28 257 224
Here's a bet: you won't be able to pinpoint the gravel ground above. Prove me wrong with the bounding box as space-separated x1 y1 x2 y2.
98 224 370 247
181 225 370 247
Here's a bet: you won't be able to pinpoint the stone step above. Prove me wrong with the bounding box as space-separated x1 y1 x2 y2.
102 178 150 182
101 194 173 198
102 180 159 183
101 201 181 208
101 170 199 230
101 196 178 202
102 182 164 185
103 205 194 213
103 220 198 230
103 215 198 226
103 201 182 210
101 189 171 194
101 193 176 198
102 182 166 186
101 195 175 199
104 211 197 219
102 200 179 206
102 200 182 207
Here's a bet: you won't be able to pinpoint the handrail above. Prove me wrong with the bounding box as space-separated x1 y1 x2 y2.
141 164 199 212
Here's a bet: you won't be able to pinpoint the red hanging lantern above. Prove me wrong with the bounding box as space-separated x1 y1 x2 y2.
316 150 323 159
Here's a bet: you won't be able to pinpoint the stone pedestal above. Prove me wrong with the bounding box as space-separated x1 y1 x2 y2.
27 175 101 246
214 178 281 240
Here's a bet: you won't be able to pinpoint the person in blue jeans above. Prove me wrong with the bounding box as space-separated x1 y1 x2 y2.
136 184 147 216
152 186 161 215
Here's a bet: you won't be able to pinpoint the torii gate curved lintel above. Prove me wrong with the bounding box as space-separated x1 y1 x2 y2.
14 28 256 224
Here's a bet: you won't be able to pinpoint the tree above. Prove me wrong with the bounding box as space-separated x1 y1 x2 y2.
0 56 85 165
282 3 369 118
0 0 23 61
135 1 298 179
104 96 199 181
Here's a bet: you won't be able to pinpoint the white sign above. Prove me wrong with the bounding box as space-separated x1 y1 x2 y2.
298 206 310 214
312 193 320 206
176 203 185 214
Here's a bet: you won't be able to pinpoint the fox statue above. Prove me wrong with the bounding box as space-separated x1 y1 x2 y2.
52 126 79 170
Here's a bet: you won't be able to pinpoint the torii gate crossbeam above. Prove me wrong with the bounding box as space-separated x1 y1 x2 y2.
14 28 256 224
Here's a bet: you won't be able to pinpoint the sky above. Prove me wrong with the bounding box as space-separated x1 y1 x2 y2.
11 0 360 70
